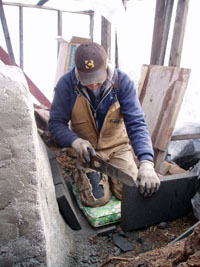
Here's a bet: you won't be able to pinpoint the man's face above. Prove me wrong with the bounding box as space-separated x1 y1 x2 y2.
86 83 103 91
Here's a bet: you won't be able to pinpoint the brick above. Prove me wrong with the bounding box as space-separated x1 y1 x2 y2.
121 172 198 232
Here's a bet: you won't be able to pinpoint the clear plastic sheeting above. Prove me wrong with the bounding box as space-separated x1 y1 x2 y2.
3 0 126 26
167 123 200 167
191 191 200 221
45 0 126 27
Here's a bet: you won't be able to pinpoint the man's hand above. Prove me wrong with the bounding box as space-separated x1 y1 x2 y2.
137 160 160 197
71 138 96 163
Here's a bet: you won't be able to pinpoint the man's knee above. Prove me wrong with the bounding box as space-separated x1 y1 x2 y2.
73 168 111 207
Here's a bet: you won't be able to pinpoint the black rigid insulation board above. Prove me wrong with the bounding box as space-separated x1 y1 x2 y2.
46 146 81 230
121 172 198 232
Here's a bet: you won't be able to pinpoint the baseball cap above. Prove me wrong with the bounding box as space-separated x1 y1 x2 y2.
75 42 108 86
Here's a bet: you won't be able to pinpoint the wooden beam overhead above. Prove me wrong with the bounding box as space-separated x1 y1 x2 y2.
0 0 16 65
3 2 92 15
168 0 189 67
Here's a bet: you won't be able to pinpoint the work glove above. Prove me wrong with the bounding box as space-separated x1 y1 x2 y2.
137 160 160 197
71 138 96 163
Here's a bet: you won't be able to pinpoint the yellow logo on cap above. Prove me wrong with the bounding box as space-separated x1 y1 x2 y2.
85 60 94 69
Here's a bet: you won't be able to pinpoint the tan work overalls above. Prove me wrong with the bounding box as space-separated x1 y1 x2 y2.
68 84 138 207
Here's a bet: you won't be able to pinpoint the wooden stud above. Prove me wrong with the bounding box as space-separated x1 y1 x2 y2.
89 11 94 42
168 0 189 67
101 16 111 60
115 30 119 68
150 0 166 65
57 10 62 56
158 0 174 65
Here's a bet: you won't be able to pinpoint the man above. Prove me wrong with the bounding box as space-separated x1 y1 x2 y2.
48 42 160 207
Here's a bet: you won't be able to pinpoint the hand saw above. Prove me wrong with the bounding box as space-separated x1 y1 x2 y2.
87 155 137 187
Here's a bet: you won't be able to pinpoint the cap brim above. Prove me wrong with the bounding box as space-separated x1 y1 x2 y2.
78 68 107 86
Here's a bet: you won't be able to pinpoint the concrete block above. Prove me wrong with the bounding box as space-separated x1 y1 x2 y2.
121 172 198 232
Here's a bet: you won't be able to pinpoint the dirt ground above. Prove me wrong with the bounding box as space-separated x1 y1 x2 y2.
43 136 199 267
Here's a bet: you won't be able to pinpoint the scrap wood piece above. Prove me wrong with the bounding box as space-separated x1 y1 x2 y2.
171 122 200 141
34 103 50 129
0 46 51 108
160 160 187 176
171 133 200 141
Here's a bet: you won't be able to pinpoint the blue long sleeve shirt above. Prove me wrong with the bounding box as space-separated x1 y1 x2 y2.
48 67 154 162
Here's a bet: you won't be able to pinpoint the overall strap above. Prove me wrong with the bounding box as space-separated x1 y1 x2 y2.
114 71 119 90
112 71 119 101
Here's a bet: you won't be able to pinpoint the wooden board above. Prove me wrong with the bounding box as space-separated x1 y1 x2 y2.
54 38 69 87
54 36 90 88
169 0 189 67
139 64 191 171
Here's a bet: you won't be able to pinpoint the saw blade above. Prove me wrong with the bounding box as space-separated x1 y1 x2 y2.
89 155 137 187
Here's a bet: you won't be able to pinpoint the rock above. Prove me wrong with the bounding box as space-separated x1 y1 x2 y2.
157 222 168 229
113 233 134 252
0 66 73 267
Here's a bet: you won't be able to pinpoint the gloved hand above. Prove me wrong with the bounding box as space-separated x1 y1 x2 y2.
71 138 96 163
137 160 160 197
